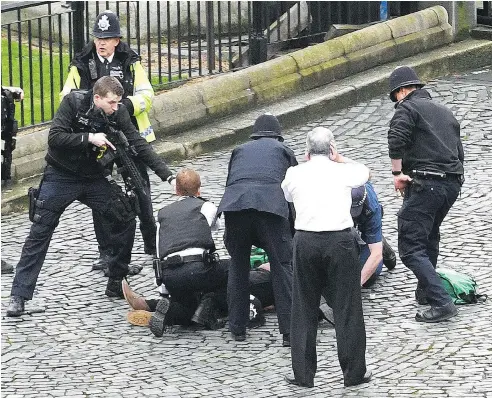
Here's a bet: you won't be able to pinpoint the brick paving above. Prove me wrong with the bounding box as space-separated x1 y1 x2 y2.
1 67 492 397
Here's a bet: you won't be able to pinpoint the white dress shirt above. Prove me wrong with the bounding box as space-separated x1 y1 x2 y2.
281 155 369 232
97 53 115 64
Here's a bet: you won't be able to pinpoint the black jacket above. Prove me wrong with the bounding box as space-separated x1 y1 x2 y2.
218 137 298 220
70 41 138 115
46 90 172 180
388 89 464 175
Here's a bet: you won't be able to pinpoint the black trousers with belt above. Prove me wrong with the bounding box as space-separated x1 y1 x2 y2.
161 259 229 325
398 177 461 307
291 229 367 387
224 210 293 336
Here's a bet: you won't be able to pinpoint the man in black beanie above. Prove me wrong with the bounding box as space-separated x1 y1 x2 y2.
218 113 298 344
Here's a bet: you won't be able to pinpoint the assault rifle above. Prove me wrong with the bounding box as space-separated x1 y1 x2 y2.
104 124 147 201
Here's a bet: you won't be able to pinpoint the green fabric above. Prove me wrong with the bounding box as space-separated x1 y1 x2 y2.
437 268 484 305
250 247 268 268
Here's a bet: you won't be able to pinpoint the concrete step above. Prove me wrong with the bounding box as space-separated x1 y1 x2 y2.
471 26 492 40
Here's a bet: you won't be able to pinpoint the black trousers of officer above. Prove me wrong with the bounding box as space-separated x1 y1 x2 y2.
145 264 273 321
398 177 461 307
224 210 293 336
161 258 229 325
291 229 367 387
93 159 156 256
10 166 135 300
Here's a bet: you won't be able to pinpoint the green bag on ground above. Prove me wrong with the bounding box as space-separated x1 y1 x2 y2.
250 247 268 269
436 268 487 305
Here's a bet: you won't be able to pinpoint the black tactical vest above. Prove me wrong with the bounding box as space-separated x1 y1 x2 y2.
157 197 216 259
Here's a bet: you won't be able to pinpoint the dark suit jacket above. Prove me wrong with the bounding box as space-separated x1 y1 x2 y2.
218 138 298 220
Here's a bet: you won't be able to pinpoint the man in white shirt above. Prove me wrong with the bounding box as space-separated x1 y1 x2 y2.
281 127 372 388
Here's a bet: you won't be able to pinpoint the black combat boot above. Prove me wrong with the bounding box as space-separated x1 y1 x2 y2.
382 237 397 270
6 295 25 317
105 278 125 299
103 264 143 277
92 253 111 271
192 295 225 330
149 298 171 337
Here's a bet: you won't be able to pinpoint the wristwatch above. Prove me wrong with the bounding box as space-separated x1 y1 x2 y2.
392 170 402 176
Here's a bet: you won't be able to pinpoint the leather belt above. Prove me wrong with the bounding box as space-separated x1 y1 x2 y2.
160 253 205 268
409 170 460 180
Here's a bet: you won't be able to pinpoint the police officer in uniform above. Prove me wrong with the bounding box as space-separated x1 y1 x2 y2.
61 10 163 270
388 66 464 323
6 77 173 317
146 168 231 337
218 113 297 344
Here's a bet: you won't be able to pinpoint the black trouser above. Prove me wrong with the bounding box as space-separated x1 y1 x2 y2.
159 259 230 325
224 210 293 335
291 229 367 387
93 159 156 256
11 166 134 300
146 266 274 319
398 177 461 307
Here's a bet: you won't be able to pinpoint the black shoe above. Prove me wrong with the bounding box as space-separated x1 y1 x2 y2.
344 370 372 387
149 298 170 337
6 295 25 317
231 332 246 341
382 237 397 270
415 287 429 305
1 259 14 275
192 296 225 330
247 295 265 329
415 302 458 323
282 333 291 347
319 303 335 326
105 278 125 299
103 264 143 278
92 254 110 271
284 375 314 388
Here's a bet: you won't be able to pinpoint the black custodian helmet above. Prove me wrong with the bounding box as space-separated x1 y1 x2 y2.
250 113 284 142
93 10 122 38
389 66 424 102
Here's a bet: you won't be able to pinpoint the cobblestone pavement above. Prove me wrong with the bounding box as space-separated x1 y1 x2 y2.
2 67 492 398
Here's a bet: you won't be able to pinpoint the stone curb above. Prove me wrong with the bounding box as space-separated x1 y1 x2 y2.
3 38 491 215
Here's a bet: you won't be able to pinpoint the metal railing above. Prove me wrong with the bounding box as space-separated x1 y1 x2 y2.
477 1 492 25
2 1 390 129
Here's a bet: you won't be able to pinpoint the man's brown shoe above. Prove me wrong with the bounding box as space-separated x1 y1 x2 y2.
122 280 151 311
127 310 152 327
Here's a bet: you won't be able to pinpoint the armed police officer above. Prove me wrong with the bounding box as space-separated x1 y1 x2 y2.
387 66 464 323
61 10 162 272
6 76 173 317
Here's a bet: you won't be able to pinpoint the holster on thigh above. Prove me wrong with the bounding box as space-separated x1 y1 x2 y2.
100 183 137 223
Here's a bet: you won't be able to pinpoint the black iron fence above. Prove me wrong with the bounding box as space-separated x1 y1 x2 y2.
477 1 492 25
1 1 428 129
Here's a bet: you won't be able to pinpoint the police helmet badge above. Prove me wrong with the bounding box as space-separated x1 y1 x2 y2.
97 15 111 31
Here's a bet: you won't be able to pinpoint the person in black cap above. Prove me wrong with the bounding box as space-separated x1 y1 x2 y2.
218 113 297 344
61 10 167 274
388 65 464 323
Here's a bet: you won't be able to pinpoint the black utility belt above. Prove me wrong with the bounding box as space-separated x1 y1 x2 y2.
409 170 460 180
159 253 206 268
